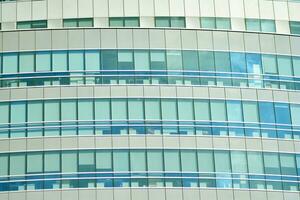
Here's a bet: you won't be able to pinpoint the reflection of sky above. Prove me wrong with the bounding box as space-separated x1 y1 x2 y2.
246 53 262 74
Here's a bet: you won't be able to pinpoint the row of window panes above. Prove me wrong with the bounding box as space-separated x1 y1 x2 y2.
1 98 299 127
1 50 300 77
10 17 300 35
0 149 299 178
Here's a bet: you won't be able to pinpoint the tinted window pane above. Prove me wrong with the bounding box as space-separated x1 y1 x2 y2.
230 52 247 73
199 51 215 71
170 17 185 28
62 152 78 172
113 151 129 171
102 50 118 70
292 57 300 76
36 52 51 71
124 18 139 27
211 101 226 121
134 51 150 70
95 99 110 121
128 99 144 120
280 154 296 175
201 17 216 29
178 100 193 120
130 150 146 171
112 100 127 120
96 151 112 171
3 54 18 73
164 150 180 171
78 100 93 121
147 150 163 171
216 18 231 29
291 104 300 126
247 152 264 174
194 100 210 121
231 151 247 173
10 154 25 175
109 18 123 27
27 153 43 173
215 52 231 72
118 51 134 70
61 100 77 121
85 51 100 71
290 21 300 34
246 53 262 74
264 153 280 174
63 19 77 27
182 51 199 70
19 53 34 72
44 100 60 122
52 52 67 71
45 152 60 173
145 99 161 120
161 99 177 120
198 150 214 172
181 151 197 172
214 151 231 172
0 103 9 124
0 155 8 176
227 101 242 122
246 19 260 31
155 17 170 27
78 18 93 27
79 151 95 172
262 54 277 74
243 102 259 123
150 50 166 70
167 50 182 70
277 56 293 76
261 20 276 32
28 101 43 122
259 102 275 123
274 103 291 124
11 102 26 123
69 51 84 71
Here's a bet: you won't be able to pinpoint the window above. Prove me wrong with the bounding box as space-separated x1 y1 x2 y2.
79 151 95 172
200 17 216 29
261 20 276 32
61 100 77 121
27 153 43 173
178 100 194 121
246 53 262 74
214 151 231 173
231 152 247 173
150 50 166 70
96 150 112 171
78 100 93 121
280 154 297 176
52 51 67 71
36 52 51 72
264 153 280 174
194 100 210 121
11 102 26 123
274 103 291 124
3 53 18 74
181 151 197 172
101 50 118 70
210 101 226 121
113 151 129 171
199 51 215 71
0 154 8 176
262 55 277 74
155 17 185 28
242 102 259 123
291 104 300 126
134 51 150 70
259 102 275 123
0 103 9 124
198 150 214 172
85 51 100 71
161 99 177 120
19 52 34 72
69 51 84 71
290 21 300 35
147 150 163 171
277 56 293 76
247 152 264 174
227 101 242 122
118 51 134 70
166 50 182 70
62 151 77 172
109 17 139 27
216 18 231 29
164 150 180 171
182 50 199 71
215 52 231 72
128 99 144 120
145 99 161 120
230 53 247 73
245 19 260 31
111 99 127 120
10 154 25 175
63 18 93 27
44 100 60 122
292 57 300 76
17 20 47 29
28 101 43 122
95 99 110 121
130 150 146 171
44 152 60 173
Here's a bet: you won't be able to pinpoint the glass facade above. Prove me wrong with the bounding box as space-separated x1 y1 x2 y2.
0 149 299 192
1 0 300 198
1 49 300 90
0 98 300 139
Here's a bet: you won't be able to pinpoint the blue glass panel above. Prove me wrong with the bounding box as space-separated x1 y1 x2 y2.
259 102 275 124
230 52 247 73
274 103 291 125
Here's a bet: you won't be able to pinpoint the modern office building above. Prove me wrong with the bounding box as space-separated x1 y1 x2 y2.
0 0 300 200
